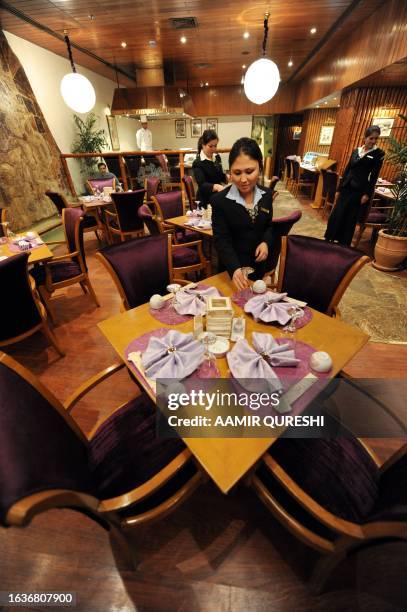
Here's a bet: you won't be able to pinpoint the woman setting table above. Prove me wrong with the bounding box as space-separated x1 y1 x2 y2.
192 129 227 207
211 137 274 291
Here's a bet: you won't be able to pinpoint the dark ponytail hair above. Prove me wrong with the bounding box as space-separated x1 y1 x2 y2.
365 125 381 137
197 129 218 154
229 137 263 172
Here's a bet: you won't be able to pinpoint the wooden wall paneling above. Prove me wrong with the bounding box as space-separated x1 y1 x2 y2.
293 0 407 111
299 108 338 157
329 87 407 180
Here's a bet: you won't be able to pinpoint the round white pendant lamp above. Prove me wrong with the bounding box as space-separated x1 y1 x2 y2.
60 33 96 113
243 13 280 105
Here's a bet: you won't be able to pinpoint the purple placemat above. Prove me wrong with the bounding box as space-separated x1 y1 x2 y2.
8 238 44 253
232 288 313 329
149 283 223 325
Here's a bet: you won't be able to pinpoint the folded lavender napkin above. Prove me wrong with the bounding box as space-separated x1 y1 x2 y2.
174 286 220 316
244 291 294 325
226 339 283 393
252 332 300 367
141 329 204 380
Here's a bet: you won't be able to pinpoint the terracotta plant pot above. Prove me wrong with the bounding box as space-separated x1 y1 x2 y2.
373 229 407 271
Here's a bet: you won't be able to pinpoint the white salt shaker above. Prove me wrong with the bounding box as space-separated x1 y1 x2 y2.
149 294 164 309
309 351 333 373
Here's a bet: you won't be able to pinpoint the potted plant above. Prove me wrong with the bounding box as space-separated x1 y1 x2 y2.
373 114 407 271
72 113 108 176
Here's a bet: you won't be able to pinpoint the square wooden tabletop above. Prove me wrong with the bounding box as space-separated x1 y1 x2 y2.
98 271 369 494
166 215 213 237
0 233 53 264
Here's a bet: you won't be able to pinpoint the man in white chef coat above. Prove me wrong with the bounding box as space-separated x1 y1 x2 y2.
136 115 153 151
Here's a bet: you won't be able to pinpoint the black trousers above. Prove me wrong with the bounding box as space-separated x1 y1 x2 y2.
324 187 364 246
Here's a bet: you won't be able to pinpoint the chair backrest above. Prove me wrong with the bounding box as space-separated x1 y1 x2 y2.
285 157 292 180
156 154 169 174
62 207 86 271
138 204 160 236
97 234 171 310
269 176 279 192
45 191 69 215
145 177 161 202
110 190 146 233
0 352 92 527
268 210 302 271
0 207 7 237
0 253 42 342
320 169 329 199
325 171 339 204
86 178 115 195
291 159 300 181
377 447 407 517
277 235 370 315
152 191 183 220
182 175 196 209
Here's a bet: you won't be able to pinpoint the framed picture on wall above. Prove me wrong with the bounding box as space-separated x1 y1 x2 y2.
372 117 394 138
106 115 120 150
206 118 218 132
293 126 302 140
319 125 335 146
175 119 186 138
191 118 202 138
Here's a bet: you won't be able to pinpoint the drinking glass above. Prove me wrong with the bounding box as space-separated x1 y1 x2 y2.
198 332 220 378
241 266 254 293
166 283 182 311
282 305 301 349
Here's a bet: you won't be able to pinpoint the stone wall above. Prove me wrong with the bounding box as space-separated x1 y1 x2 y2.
0 30 69 230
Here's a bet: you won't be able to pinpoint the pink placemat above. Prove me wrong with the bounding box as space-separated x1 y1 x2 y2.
8 239 44 253
148 283 223 325
232 288 313 329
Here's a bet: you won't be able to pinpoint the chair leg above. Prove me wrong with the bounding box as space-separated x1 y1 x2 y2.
39 286 55 324
80 280 88 295
352 224 365 248
310 550 346 595
84 277 100 307
42 321 65 357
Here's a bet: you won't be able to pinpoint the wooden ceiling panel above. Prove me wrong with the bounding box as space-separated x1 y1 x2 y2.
0 0 394 88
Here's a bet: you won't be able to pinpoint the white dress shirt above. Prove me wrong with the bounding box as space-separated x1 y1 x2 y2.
136 127 153 151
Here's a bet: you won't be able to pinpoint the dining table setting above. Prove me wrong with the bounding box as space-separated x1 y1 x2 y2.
0 229 53 264
98 271 368 494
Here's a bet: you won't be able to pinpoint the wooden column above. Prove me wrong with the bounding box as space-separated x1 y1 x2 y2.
61 156 77 197
118 155 128 191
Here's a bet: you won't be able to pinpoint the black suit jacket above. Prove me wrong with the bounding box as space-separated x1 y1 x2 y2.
338 147 385 197
192 155 226 206
211 185 273 277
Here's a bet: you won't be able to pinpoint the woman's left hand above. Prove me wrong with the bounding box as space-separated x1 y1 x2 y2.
255 242 268 262
361 194 370 204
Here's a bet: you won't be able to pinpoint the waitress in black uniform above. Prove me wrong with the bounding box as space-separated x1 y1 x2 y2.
325 125 385 245
211 137 274 291
192 129 227 207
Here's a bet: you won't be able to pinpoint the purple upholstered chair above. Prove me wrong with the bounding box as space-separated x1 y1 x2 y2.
267 210 302 274
45 190 102 239
0 253 63 355
251 387 407 592
97 234 172 311
276 235 370 316
0 352 202 539
138 206 210 280
144 176 161 203
151 191 200 243
104 190 146 243
86 177 116 194
30 208 99 320
0 207 7 237
182 175 197 210
353 197 394 248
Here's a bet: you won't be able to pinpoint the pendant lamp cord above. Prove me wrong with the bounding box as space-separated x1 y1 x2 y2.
64 32 76 73
262 13 269 57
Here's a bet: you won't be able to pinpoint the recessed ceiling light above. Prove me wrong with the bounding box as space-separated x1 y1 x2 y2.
310 27 317 34
205 82 209 86
324 101 328 104
333 97 337 100
148 40 157 47
121 41 127 48
316 105 319 108
200 82 204 87
242 64 246 69
288 60 293 67
88 14 95 20
180 36 187 44
243 31 250 39
241 76 244 84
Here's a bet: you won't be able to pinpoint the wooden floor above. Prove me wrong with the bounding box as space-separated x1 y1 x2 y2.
1 230 407 611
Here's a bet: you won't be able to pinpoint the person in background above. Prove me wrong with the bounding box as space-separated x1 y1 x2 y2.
136 116 153 151
192 129 227 207
212 137 274 291
325 125 385 246
93 162 120 188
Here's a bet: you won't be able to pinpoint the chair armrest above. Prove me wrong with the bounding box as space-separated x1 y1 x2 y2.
44 240 66 245
50 250 80 263
64 362 125 413
104 209 117 218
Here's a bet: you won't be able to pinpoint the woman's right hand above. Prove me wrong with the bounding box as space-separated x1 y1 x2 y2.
232 268 250 291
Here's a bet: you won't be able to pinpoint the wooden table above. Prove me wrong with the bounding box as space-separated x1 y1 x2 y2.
98 272 368 494
0 233 53 265
79 196 112 211
375 187 396 201
166 215 213 238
